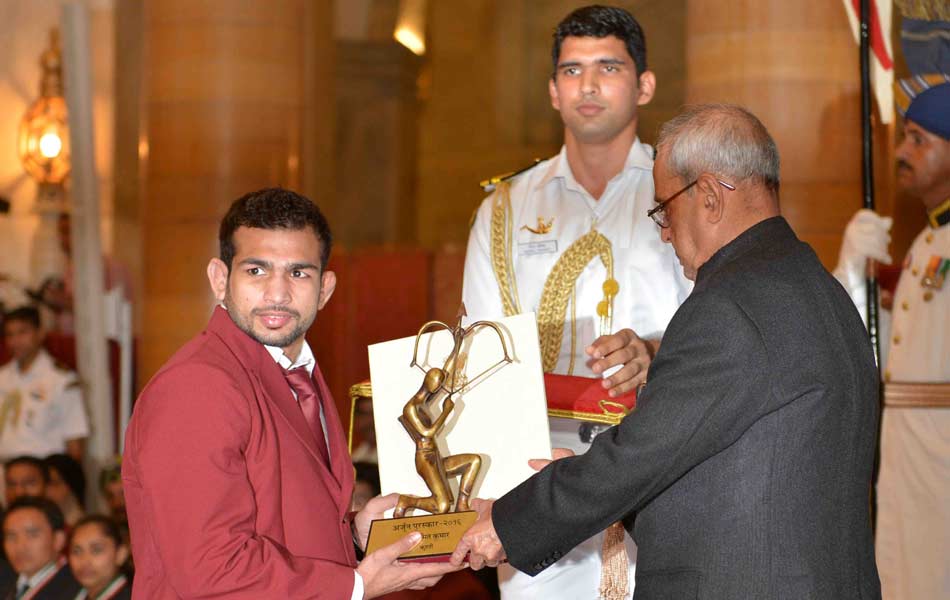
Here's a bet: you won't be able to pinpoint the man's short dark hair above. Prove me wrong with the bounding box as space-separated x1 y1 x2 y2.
3 496 66 532
5 455 50 483
45 454 87 509
218 188 333 271
552 5 647 78
2 306 40 331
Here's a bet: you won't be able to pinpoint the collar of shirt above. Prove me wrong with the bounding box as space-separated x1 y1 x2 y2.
533 138 654 193
264 340 316 377
16 559 59 593
75 573 128 600
15 349 53 380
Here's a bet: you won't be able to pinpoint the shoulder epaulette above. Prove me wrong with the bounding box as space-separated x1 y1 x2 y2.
479 159 542 193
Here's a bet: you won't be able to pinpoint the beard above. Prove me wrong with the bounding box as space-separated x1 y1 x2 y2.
224 287 315 349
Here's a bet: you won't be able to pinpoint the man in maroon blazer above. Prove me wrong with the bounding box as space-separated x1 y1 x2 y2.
123 188 456 599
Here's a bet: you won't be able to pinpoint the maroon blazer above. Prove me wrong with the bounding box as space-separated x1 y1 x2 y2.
123 307 357 599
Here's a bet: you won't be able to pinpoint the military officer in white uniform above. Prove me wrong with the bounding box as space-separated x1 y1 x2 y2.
462 7 690 599
833 81 950 600
0 306 88 462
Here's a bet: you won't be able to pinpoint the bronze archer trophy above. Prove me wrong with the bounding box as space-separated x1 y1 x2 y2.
365 306 513 560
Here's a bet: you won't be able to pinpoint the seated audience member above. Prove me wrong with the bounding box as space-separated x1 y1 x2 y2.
0 559 13 595
97 461 127 548
350 396 378 464
5 456 48 505
45 454 86 528
68 515 131 600
0 307 89 462
350 462 381 512
0 496 80 598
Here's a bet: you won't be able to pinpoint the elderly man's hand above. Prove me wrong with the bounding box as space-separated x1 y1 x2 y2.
528 447 575 471
587 328 658 396
450 499 506 570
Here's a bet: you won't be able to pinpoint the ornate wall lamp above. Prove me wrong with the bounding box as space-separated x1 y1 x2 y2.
394 0 427 55
18 29 70 286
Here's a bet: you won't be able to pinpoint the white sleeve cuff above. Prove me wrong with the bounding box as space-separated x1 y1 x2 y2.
351 570 364 600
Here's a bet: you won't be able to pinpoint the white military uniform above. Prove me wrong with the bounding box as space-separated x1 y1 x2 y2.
463 140 691 599
0 349 89 460
875 216 950 600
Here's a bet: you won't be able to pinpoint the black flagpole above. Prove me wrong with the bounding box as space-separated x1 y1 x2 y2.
860 0 882 370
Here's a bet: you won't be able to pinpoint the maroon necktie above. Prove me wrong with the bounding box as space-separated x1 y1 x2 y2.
283 366 330 463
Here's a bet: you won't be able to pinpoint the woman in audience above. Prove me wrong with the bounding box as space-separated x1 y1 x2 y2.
68 515 130 599
45 454 85 528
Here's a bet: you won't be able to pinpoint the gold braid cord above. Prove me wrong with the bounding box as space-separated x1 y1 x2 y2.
536 229 613 373
489 181 521 317
599 522 630 600
492 202 626 593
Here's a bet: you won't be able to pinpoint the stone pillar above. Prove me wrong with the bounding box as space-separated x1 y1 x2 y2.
685 0 895 267
334 40 421 246
140 0 330 383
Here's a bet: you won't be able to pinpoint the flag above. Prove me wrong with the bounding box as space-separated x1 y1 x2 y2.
842 0 895 124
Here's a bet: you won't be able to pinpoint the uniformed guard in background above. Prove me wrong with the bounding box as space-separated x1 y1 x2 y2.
834 81 950 600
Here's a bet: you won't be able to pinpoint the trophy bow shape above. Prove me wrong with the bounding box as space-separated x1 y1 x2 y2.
393 305 513 517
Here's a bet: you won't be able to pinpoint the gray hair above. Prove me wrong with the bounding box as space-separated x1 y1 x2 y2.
656 104 780 194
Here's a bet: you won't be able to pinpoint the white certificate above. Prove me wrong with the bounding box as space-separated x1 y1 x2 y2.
368 312 551 513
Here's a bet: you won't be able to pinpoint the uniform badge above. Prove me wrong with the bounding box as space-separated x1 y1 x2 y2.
521 216 554 235
0 390 23 435
920 255 949 291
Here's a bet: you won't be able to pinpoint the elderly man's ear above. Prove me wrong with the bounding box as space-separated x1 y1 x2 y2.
696 174 727 225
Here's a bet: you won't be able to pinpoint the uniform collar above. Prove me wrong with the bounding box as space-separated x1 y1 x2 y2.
927 197 950 229
16 348 52 377
534 138 654 191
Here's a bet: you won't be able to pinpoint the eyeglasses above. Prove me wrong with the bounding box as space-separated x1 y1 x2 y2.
647 179 736 228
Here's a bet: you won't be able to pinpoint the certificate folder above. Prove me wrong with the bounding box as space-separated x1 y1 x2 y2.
544 372 637 425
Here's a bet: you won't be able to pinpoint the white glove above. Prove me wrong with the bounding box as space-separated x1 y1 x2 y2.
835 209 893 284
833 209 893 327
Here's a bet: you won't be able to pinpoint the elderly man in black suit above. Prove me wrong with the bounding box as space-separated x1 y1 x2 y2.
452 104 882 599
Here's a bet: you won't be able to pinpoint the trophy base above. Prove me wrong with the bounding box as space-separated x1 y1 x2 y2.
365 510 478 562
